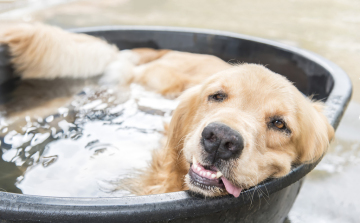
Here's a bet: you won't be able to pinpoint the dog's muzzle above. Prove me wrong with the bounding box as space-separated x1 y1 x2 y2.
201 122 244 163
187 122 244 197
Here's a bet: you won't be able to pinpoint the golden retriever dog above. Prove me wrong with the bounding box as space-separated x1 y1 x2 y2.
0 23 334 198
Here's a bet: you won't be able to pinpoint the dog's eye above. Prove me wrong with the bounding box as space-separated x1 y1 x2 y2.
269 118 291 135
273 120 285 129
209 92 227 102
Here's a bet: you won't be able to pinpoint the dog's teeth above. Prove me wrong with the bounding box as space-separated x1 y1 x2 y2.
200 171 204 175
207 172 211 177
211 174 216 179
216 171 223 178
197 167 201 171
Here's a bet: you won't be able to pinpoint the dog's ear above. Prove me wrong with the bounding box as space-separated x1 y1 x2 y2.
125 85 202 195
297 101 334 163
166 85 202 151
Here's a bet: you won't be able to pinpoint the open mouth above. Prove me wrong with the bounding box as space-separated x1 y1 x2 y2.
189 157 242 197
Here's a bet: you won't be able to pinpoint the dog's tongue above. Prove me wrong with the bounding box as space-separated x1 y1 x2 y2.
221 177 242 197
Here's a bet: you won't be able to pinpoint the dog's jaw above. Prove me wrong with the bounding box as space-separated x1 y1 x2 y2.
186 157 243 197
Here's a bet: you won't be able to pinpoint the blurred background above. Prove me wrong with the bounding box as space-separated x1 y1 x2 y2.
0 0 359 222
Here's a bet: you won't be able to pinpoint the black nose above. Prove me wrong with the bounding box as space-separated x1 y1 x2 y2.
201 122 244 163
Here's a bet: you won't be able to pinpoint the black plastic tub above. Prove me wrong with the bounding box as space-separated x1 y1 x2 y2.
0 26 352 223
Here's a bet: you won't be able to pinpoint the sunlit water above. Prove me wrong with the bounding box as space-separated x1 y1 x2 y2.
0 83 178 197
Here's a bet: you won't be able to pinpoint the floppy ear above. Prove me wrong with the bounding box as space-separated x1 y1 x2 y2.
122 85 202 195
150 85 202 192
166 85 202 152
297 101 335 163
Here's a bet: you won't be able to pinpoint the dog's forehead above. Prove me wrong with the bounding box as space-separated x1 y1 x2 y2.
202 65 300 116
207 65 295 98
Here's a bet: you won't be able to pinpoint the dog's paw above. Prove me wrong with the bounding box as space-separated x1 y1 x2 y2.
100 50 138 86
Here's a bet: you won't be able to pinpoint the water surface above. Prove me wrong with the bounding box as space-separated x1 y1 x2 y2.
0 81 177 197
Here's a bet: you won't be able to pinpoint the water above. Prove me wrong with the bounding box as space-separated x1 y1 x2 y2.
0 82 178 197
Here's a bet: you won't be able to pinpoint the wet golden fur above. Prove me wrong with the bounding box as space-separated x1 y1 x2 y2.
0 23 334 197
126 65 334 196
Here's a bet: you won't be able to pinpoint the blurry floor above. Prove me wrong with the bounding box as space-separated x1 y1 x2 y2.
1 0 360 222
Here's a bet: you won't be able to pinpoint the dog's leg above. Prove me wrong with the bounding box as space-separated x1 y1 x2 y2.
98 48 172 87
133 64 192 98
130 48 171 65
98 47 191 98
0 23 119 79
131 48 192 97
129 49 231 97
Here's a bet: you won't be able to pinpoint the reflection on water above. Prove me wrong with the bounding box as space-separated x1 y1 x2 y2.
0 81 177 197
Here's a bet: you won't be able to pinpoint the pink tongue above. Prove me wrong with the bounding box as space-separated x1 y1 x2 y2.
221 177 242 198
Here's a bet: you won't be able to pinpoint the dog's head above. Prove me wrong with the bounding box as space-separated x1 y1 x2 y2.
167 64 334 197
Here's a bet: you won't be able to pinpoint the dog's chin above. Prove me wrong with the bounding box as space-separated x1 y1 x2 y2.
185 174 227 197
